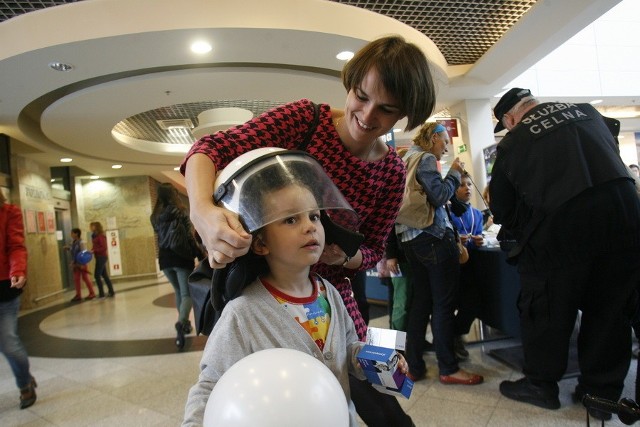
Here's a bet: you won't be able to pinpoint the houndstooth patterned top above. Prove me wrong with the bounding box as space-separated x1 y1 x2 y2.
182 98 406 340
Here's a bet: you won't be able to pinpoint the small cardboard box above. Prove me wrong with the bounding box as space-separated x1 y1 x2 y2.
357 327 413 399
357 345 405 389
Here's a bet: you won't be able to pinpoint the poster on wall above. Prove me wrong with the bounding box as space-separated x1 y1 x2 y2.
25 209 37 233
45 211 55 233
106 229 123 276
36 211 46 233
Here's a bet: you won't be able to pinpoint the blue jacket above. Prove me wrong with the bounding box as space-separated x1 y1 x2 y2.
451 204 483 249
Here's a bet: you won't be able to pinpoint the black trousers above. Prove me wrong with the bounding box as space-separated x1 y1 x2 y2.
518 250 640 401
350 376 413 427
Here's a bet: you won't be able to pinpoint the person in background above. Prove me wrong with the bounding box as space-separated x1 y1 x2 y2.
384 225 411 331
0 191 37 409
150 183 198 350
90 221 115 298
66 228 96 302
490 88 640 420
399 122 483 386
450 173 485 360
181 35 435 427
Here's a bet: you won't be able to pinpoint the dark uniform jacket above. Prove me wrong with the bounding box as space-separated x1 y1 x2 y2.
490 102 640 272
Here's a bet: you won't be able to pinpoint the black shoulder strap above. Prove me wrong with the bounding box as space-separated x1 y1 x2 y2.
297 102 320 152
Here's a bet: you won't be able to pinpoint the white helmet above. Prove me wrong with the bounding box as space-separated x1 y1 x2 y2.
213 148 359 234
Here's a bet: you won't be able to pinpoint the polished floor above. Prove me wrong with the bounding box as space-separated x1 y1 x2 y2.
1 276 637 426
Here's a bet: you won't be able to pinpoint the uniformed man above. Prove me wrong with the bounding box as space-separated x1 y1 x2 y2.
490 88 640 420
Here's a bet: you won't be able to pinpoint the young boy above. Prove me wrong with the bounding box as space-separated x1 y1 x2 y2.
182 149 407 427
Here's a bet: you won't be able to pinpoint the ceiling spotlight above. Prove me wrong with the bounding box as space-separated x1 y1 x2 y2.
60 157 72 163
111 164 123 169
173 166 180 171
48 62 74 72
90 176 99 180
590 99 603 105
191 41 212 54
336 51 354 61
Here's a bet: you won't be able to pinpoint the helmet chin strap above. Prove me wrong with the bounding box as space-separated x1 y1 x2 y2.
320 211 364 258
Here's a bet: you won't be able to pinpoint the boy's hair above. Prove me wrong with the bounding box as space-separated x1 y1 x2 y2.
72 228 81 237
342 35 435 131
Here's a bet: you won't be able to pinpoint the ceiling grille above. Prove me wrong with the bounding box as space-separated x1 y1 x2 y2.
113 100 283 145
330 0 537 65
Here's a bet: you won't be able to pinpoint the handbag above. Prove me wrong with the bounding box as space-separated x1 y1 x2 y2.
396 152 435 229
159 214 197 258
445 204 469 264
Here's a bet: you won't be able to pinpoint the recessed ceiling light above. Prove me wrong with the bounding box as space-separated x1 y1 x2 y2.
336 51 354 61
191 41 212 54
60 157 72 163
111 164 122 169
48 62 74 72
590 99 603 105
173 166 180 171
90 175 99 180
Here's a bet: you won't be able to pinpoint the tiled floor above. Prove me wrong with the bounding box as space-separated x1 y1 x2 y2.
1 276 637 426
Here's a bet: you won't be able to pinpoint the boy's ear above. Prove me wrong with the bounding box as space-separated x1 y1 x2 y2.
251 236 269 256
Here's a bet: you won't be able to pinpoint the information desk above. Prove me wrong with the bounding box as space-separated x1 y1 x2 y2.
466 246 521 338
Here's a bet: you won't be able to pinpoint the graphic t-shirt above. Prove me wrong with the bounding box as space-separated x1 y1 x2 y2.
261 276 331 351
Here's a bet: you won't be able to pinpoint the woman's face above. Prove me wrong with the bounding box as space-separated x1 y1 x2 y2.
343 67 405 145
428 131 450 161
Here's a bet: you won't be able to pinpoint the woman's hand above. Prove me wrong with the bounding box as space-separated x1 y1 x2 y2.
320 243 348 266
190 202 252 269
386 258 400 275
397 353 409 375
185 153 252 269
451 157 465 174
10 275 26 289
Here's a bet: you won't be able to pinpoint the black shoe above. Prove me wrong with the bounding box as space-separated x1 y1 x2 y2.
500 377 560 410
573 386 614 421
182 320 193 334
454 336 469 361
20 378 37 409
175 322 185 349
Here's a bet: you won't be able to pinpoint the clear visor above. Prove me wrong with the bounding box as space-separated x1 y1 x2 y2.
213 151 359 233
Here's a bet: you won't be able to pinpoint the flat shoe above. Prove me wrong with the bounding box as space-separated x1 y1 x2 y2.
70 296 82 302
85 295 96 300
20 378 37 409
439 372 483 385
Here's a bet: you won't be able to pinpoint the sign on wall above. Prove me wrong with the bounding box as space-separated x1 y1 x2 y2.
107 229 123 276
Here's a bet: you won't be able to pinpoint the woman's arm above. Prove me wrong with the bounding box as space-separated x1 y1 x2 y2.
416 154 461 207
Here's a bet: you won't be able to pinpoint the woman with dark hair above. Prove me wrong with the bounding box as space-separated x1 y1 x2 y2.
182 35 435 427
150 183 199 349
90 221 115 298
0 191 37 409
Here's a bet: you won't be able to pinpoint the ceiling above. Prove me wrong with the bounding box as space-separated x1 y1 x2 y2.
0 0 627 187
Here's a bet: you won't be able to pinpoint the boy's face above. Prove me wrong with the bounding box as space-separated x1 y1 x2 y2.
456 177 472 203
253 185 325 267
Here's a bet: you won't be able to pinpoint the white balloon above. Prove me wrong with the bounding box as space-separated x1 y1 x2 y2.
203 348 350 427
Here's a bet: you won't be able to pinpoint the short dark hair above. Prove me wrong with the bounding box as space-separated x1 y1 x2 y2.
342 35 435 131
72 228 81 237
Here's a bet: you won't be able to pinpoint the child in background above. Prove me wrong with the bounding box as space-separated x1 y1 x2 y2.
182 149 408 427
66 228 96 302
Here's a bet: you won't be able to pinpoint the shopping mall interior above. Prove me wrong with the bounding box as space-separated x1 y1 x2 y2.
1 0 639 425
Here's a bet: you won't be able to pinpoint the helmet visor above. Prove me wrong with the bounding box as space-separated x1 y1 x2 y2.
214 150 359 233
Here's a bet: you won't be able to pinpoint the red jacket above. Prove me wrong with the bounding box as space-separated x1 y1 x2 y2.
92 233 108 257
0 203 28 281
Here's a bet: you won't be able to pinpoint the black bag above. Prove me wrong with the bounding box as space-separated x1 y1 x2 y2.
159 215 197 259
